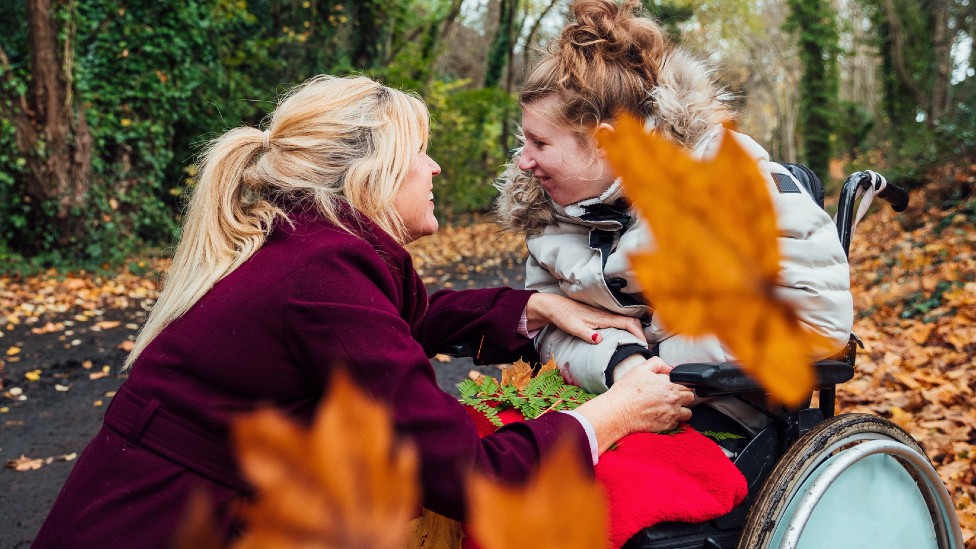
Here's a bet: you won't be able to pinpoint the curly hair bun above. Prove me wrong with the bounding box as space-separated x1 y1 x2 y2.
558 0 667 90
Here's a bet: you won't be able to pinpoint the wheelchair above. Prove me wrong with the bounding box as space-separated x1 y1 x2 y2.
620 166 962 549
442 166 964 548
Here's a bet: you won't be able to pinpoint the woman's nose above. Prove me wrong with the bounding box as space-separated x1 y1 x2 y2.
429 156 442 176
518 152 535 171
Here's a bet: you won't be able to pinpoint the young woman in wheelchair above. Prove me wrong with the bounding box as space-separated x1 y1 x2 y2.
494 0 854 438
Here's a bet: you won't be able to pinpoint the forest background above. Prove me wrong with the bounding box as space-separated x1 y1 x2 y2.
0 0 974 273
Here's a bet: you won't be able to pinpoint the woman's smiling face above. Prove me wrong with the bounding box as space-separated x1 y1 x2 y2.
394 152 441 243
516 96 617 206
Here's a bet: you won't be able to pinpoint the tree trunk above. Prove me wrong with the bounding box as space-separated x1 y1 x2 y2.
882 0 931 120
929 0 951 124
0 0 93 250
484 0 518 88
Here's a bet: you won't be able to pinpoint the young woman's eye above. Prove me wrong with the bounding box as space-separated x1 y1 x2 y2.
533 140 546 149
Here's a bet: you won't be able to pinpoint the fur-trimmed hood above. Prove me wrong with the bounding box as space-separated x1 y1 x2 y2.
494 48 735 235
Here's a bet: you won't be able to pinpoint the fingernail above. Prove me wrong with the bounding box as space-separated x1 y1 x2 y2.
591 333 601 343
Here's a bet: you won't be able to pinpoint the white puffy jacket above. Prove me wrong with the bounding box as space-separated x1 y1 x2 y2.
495 50 854 394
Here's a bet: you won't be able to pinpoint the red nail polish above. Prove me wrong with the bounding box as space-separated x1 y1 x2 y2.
591 333 599 343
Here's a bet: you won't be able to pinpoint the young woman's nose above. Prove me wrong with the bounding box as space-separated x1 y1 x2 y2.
518 152 536 171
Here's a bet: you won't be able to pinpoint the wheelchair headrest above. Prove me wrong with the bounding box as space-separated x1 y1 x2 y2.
782 163 825 209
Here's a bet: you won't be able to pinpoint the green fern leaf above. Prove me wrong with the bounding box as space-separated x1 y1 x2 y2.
702 430 746 441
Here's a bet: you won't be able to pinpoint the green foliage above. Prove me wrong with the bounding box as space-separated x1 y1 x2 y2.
0 0 269 272
900 280 958 321
702 430 745 441
642 0 694 40
852 0 975 185
427 81 518 215
459 368 597 427
0 0 522 269
834 101 874 158
785 0 839 182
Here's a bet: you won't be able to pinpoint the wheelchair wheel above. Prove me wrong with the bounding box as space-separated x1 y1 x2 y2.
738 413 962 548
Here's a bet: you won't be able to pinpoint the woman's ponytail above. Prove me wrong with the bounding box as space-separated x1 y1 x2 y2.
124 128 281 369
124 75 430 370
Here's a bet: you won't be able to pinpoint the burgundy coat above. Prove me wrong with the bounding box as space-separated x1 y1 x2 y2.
34 209 589 548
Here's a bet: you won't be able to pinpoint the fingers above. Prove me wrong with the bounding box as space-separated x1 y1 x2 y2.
539 295 647 345
615 316 646 342
595 314 645 342
645 356 673 375
561 321 601 345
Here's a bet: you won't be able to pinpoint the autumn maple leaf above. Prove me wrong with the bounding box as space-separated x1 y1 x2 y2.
597 115 832 406
467 436 608 549
229 369 420 549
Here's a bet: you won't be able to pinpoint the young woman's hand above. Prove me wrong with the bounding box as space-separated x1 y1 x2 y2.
574 357 694 453
525 292 645 344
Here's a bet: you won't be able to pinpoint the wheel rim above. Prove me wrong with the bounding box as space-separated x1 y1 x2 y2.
738 414 962 549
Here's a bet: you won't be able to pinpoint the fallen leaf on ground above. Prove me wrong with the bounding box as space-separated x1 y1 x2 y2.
4 452 77 472
500 358 533 391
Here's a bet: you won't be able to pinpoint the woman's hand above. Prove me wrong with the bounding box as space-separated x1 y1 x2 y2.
525 292 645 344
574 357 694 453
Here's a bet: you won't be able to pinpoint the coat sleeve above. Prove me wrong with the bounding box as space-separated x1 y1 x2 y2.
525 249 648 394
414 287 535 360
284 242 591 521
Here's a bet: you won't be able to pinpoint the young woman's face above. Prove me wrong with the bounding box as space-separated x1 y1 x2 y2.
395 152 441 243
517 97 616 206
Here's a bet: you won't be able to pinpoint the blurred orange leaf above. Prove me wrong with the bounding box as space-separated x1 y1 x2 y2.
598 115 831 406
229 369 419 549
468 436 607 549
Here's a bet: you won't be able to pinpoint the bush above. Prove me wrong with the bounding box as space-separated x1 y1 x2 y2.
427 81 518 216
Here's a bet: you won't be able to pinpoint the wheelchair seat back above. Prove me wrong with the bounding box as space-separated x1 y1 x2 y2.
782 162 825 209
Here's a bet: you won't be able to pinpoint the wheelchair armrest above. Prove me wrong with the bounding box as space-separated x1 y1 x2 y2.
670 360 855 396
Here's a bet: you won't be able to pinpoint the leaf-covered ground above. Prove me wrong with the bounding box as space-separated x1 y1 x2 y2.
1 165 975 544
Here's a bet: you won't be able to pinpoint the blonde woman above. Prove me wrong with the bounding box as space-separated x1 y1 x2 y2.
34 75 694 548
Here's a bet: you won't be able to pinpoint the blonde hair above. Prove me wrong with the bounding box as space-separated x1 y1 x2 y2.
125 75 429 368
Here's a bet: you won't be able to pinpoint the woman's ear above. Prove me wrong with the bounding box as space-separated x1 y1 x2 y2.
595 122 615 158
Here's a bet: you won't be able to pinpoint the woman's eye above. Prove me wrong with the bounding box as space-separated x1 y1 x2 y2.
533 140 546 148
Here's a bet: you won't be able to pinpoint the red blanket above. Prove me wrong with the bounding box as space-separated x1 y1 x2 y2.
466 407 748 548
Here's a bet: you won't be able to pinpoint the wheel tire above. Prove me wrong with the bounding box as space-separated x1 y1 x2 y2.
737 413 925 548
